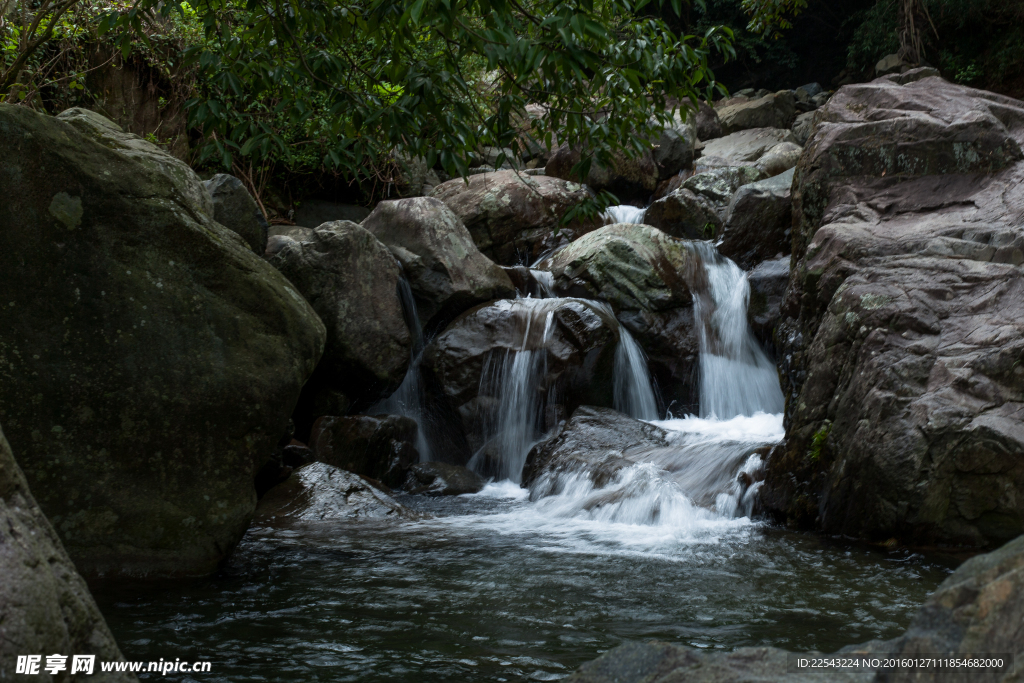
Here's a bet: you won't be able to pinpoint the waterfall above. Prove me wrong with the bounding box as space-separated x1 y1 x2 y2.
604 204 647 224
468 300 558 483
612 323 659 421
529 269 555 298
690 243 784 419
372 274 432 461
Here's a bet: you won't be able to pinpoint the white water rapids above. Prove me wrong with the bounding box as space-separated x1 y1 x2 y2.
378 224 786 545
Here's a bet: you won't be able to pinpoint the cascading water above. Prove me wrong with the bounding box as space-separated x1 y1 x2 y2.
612 323 659 421
372 274 432 460
690 242 785 419
604 204 647 224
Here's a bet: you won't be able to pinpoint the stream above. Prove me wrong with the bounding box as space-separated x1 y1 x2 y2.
92 218 958 681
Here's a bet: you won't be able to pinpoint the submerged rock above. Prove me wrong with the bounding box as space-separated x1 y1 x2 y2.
763 70 1024 547
309 414 419 488
0 424 136 680
567 532 1024 681
430 170 600 266
0 105 325 577
405 462 486 496
267 221 411 419
255 462 415 524
523 406 670 488
203 173 269 254
565 641 871 683
719 167 795 270
361 196 514 331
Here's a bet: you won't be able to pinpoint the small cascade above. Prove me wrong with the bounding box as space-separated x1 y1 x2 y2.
372 275 432 460
604 204 647 225
612 324 659 421
529 269 555 298
468 300 559 483
690 242 785 419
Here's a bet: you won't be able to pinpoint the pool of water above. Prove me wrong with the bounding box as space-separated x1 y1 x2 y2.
92 486 958 682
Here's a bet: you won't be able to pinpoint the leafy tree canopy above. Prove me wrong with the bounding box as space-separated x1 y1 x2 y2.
94 0 734 191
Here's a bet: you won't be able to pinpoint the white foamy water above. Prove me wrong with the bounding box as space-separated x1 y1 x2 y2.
691 243 785 419
603 204 647 224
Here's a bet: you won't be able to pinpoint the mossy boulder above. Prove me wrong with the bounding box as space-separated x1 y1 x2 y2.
362 196 514 331
0 105 326 577
0 423 136 681
430 170 600 266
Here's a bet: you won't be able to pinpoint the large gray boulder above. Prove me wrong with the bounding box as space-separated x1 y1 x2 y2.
682 165 767 218
716 91 798 134
643 187 722 241
763 70 1024 548
755 141 802 177
545 146 659 204
361 197 515 331
430 170 601 266
541 224 703 412
0 105 325 577
267 222 411 411
422 298 621 457
700 127 797 167
203 173 269 253
718 167 795 270
0 424 136 681
653 114 697 178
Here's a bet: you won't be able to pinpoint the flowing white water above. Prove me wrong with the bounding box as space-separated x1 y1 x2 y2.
691 243 785 419
372 275 432 461
612 325 659 421
604 204 647 224
468 299 559 483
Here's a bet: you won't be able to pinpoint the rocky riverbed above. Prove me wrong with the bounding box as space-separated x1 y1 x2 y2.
2 69 1023 683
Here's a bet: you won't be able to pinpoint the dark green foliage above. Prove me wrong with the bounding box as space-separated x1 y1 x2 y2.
846 0 1024 97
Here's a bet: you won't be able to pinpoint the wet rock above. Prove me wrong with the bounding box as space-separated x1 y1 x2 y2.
700 128 798 167
267 221 411 410
0 105 325 577
643 187 722 241
545 145 659 203
294 199 370 228
870 533 1024 681
564 641 871 683
791 110 818 145
763 70 1024 547
682 166 767 216
746 256 790 345
361 196 514 331
755 141 802 177
405 462 486 496
524 406 670 489
204 173 269 253
542 224 702 411
719 167 795 270
692 100 724 141
255 462 415 524
0 424 136 681
309 414 419 488
430 170 600 266
653 114 697 178
422 298 621 453
716 90 797 134
268 225 314 242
